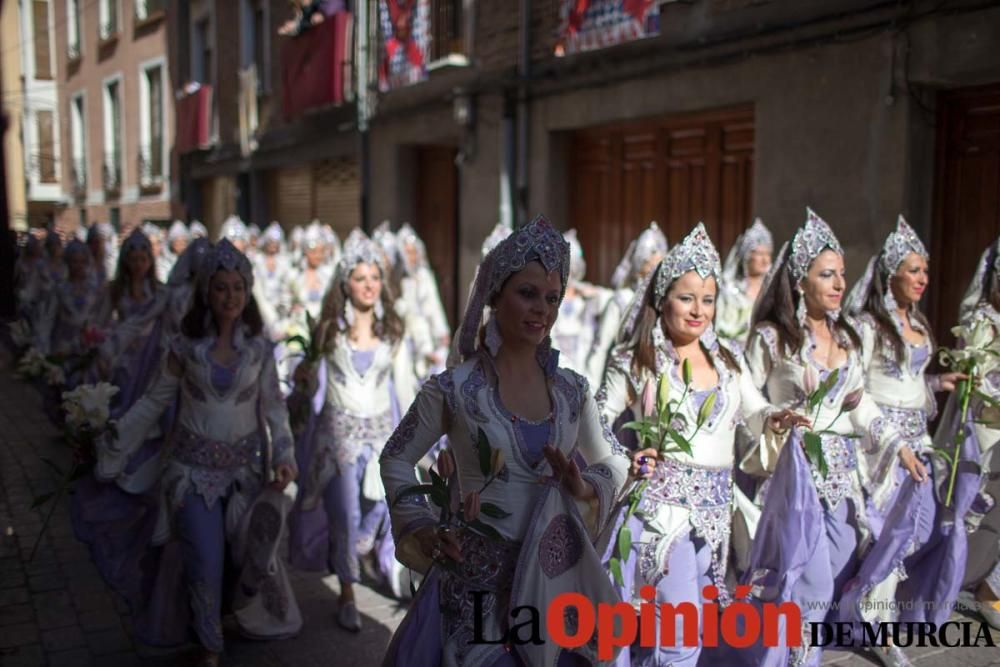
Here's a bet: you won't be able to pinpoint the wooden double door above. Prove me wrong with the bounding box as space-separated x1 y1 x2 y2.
569 106 755 284
931 84 1000 345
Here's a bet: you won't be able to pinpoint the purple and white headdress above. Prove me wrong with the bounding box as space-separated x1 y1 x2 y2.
197 239 254 299
397 222 429 271
221 216 249 242
336 230 387 288
189 221 208 239
480 220 513 260
653 222 722 302
610 222 669 290
959 236 1000 322
845 216 928 317
261 222 284 246
618 223 721 344
788 208 842 282
722 218 773 285
455 216 570 363
167 220 190 242
120 228 152 256
565 229 586 283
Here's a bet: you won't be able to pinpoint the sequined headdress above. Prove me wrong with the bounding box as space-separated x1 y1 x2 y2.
397 222 429 271
480 220 513 260
654 222 722 301
959 236 1000 322
197 239 254 299
336 230 387 290
261 222 284 246
167 220 190 242
120 228 152 256
788 208 842 281
455 216 570 362
618 223 721 344
221 216 249 242
610 222 669 290
845 216 928 316
565 229 586 283
722 218 773 285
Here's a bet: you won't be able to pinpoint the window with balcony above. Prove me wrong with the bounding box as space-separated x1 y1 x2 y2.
139 63 165 188
378 0 467 91
32 1 53 80
66 0 82 60
191 16 213 86
70 94 86 196
134 0 165 22
103 79 123 195
99 0 119 40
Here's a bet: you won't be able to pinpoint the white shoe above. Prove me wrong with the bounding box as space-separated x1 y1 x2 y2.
337 601 362 632
869 645 912 667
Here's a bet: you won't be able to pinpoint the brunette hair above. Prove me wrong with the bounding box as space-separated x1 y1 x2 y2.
860 260 934 365
629 271 739 379
319 261 404 348
110 243 161 311
751 245 861 356
180 270 264 338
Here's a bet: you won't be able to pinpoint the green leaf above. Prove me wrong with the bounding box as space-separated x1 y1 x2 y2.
696 391 718 428
974 390 1000 409
283 335 309 351
430 487 449 509
617 525 632 562
467 519 504 541
666 428 694 456
929 448 955 466
40 457 64 478
609 557 624 588
479 502 511 519
30 492 55 509
476 428 492 478
428 468 447 491
803 431 828 478
391 484 436 506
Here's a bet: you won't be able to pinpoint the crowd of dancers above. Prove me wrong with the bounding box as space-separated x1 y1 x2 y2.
8 209 1000 667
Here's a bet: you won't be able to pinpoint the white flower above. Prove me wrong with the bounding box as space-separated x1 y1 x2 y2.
16 348 47 378
8 320 32 348
62 383 118 430
45 364 65 386
942 318 999 373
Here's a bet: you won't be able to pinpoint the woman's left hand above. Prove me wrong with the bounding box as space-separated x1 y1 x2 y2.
271 463 298 491
938 372 968 393
769 409 811 433
542 445 596 502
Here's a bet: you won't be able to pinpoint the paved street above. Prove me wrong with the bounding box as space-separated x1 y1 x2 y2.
1 344 999 666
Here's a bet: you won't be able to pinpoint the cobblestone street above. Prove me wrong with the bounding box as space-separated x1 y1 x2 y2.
1 345 999 666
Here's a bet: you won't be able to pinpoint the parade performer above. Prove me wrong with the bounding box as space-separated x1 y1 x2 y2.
289 231 416 631
95 240 302 666
380 216 631 666
597 223 804 666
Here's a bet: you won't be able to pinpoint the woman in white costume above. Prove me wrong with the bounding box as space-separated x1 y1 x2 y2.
597 223 804 666
381 216 631 667
551 229 611 387
715 218 773 349
740 209 919 666
586 222 668 387
836 217 971 666
940 236 1000 627
95 240 301 666
288 231 416 631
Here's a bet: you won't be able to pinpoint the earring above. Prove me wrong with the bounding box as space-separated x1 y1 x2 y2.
344 300 356 327
795 285 808 329
484 317 502 357
374 299 385 320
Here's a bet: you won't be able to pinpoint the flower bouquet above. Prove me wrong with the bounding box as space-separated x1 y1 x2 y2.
935 318 1000 507
7 319 34 351
607 360 709 586
28 382 119 560
15 347 66 387
392 429 511 579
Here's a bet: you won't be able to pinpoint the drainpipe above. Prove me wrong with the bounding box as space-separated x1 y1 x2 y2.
515 0 530 227
357 0 371 232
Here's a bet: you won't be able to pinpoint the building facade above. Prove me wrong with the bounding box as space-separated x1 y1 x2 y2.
2 0 64 231
52 0 176 233
365 0 1000 341
167 0 361 240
